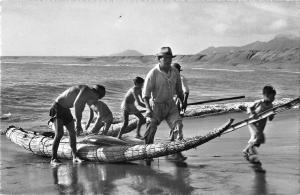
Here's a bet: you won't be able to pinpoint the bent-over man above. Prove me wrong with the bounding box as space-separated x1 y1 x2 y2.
49 85 106 165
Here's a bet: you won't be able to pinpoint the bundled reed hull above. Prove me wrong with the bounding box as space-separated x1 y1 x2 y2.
97 118 143 137
49 118 143 137
5 119 233 162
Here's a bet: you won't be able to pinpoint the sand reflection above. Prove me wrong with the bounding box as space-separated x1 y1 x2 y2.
51 161 194 194
250 164 268 195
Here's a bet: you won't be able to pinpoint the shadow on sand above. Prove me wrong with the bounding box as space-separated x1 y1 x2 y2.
250 163 268 195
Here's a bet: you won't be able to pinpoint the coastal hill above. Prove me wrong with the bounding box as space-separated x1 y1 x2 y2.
110 49 144 56
2 35 299 71
191 34 300 70
101 34 300 70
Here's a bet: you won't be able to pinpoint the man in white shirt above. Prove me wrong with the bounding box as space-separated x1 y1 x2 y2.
142 47 187 162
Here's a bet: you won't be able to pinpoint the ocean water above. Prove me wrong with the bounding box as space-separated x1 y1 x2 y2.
1 57 300 194
1 56 299 130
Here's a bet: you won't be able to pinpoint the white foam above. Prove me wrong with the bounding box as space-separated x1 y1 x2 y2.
192 68 255 72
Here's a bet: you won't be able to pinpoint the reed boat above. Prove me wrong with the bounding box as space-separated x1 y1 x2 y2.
3 120 233 162
2 97 298 163
49 97 297 136
48 118 143 137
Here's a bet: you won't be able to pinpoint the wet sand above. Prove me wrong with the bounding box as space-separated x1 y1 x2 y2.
1 110 299 194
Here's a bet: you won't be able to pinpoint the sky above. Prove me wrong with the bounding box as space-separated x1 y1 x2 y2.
1 0 300 56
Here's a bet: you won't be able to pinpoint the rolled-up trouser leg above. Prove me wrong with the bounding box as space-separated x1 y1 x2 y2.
170 120 183 141
144 120 158 144
172 120 183 141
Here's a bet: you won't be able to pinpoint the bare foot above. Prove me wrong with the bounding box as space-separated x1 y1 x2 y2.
50 158 62 166
73 157 83 164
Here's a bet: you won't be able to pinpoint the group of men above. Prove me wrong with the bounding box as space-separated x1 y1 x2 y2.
49 47 189 165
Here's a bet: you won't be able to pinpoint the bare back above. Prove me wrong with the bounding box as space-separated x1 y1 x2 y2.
56 85 98 108
91 101 112 117
124 87 136 104
124 87 143 105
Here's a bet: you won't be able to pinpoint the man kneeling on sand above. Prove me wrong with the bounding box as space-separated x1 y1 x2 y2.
49 85 106 165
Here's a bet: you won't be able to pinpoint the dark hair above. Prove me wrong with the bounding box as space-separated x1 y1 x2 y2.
92 85 106 98
263 85 276 95
133 76 144 85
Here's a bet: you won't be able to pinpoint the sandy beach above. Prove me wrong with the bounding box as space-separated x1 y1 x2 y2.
0 110 299 194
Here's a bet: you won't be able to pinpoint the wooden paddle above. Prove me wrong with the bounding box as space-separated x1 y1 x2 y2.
187 95 245 106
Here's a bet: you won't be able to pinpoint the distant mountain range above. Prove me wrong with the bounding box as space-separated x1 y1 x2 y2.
110 49 144 56
190 34 300 70
199 34 300 55
2 34 299 71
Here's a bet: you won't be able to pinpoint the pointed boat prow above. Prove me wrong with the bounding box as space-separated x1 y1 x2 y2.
216 118 235 136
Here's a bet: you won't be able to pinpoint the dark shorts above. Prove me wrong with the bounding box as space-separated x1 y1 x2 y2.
253 132 265 147
49 102 73 125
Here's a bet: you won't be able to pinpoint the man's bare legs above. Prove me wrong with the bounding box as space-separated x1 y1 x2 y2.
65 121 83 163
51 118 64 165
117 112 129 139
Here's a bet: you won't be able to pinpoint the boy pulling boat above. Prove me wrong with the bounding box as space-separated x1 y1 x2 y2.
117 76 146 139
243 85 276 163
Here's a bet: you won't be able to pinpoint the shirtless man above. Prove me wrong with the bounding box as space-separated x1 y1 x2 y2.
117 76 146 139
85 100 113 135
49 85 106 165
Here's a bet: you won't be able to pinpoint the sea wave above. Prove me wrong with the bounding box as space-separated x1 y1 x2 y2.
56 63 94 66
108 97 299 122
191 68 255 72
100 64 144 67
270 70 300 74
183 98 298 118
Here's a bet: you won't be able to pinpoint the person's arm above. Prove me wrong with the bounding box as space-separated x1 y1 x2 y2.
269 104 275 121
143 97 153 118
182 92 189 112
181 75 189 112
85 107 94 130
90 116 104 133
74 87 88 133
133 88 145 108
247 101 259 118
142 70 154 117
175 72 185 112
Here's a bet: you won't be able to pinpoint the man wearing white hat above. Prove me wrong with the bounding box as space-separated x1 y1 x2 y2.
142 47 187 162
